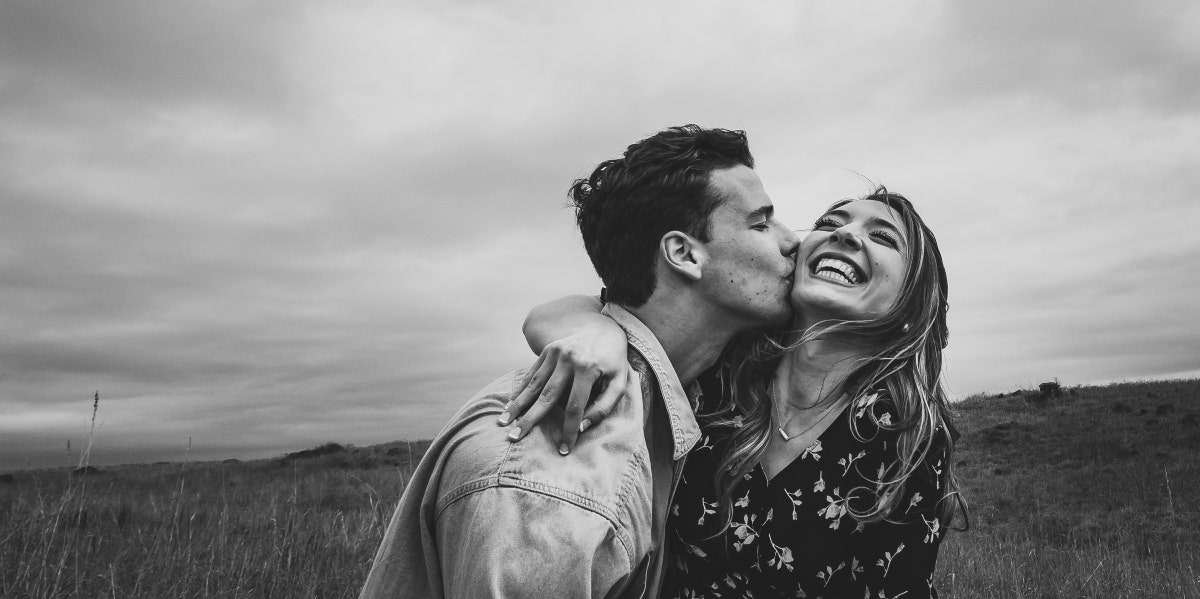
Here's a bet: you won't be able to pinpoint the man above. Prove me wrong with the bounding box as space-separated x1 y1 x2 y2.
359 125 798 598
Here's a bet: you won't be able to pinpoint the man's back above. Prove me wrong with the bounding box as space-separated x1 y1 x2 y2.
359 125 795 598
359 305 699 599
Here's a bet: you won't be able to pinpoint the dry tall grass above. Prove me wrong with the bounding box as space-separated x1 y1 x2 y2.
2 380 1197 598
0 448 419 598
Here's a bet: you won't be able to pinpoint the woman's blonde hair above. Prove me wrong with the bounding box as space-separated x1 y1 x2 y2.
701 187 967 532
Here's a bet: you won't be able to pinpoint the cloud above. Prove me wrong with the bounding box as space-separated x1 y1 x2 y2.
2 0 1198 468
932 0 1200 112
0 1 297 118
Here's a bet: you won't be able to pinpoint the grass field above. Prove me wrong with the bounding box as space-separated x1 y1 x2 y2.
934 380 1200 598
2 380 1198 598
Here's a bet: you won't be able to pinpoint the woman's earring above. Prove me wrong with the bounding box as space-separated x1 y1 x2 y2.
901 323 911 334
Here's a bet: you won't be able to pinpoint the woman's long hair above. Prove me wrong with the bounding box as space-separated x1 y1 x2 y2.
701 187 968 533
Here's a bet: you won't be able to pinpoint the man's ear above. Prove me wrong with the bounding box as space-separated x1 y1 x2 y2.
661 231 705 282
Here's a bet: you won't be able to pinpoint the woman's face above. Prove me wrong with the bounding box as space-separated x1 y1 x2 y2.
790 199 910 326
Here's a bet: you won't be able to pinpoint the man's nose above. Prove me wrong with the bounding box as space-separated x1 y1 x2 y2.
780 226 800 257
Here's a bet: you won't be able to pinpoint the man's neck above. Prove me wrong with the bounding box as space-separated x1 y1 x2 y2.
623 295 736 387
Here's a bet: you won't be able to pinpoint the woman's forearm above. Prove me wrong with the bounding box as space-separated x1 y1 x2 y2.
522 294 607 354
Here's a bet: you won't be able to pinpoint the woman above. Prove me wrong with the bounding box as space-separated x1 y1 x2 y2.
513 188 965 598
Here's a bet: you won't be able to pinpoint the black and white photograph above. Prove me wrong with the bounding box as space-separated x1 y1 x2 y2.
2 1 1198 597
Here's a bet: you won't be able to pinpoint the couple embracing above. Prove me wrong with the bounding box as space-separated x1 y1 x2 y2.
361 125 966 598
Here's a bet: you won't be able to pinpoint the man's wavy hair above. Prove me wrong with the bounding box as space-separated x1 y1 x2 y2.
704 187 968 534
570 125 754 307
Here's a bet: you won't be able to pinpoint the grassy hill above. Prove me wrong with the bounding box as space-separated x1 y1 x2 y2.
1 380 1197 598
937 379 1200 597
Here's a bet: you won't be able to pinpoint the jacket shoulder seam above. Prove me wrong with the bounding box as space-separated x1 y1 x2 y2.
435 477 637 566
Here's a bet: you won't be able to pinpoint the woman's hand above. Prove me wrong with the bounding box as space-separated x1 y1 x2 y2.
499 317 631 455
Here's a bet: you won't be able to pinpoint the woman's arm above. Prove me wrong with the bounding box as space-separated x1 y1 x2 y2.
503 295 631 455
522 295 606 354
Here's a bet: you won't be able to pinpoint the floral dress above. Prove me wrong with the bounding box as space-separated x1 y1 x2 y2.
663 391 949 599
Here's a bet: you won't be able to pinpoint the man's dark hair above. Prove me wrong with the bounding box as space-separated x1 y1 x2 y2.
569 124 755 307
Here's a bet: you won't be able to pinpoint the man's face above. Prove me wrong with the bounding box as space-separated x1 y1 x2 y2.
698 165 800 327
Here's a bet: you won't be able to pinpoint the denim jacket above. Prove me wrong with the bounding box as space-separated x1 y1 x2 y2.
359 304 701 599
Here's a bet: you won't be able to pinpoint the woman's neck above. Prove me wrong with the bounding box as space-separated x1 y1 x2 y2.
774 332 871 410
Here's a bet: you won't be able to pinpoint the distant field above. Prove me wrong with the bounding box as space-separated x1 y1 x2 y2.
2 380 1198 598
934 380 1200 598
0 441 430 599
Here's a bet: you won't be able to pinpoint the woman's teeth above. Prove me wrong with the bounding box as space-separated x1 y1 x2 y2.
814 257 860 284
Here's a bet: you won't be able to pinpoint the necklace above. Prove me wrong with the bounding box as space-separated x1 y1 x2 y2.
772 385 846 442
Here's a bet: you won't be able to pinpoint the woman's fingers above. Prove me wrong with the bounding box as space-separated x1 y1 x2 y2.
580 366 632 434
499 352 549 426
515 352 546 399
507 362 572 442
557 368 600 455
501 332 635 454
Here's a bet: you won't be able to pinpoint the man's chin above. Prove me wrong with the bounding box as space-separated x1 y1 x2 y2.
764 304 794 327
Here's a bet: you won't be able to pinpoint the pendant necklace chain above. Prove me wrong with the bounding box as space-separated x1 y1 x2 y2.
772 384 846 442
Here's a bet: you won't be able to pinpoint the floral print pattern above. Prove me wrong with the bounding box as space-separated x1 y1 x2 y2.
663 391 948 598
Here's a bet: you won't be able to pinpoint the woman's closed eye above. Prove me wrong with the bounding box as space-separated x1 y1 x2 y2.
871 229 900 248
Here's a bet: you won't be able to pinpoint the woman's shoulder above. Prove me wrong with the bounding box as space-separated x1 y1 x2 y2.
848 390 900 441
851 390 895 424
848 390 950 454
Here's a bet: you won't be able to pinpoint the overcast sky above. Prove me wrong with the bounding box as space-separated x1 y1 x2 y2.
3 0 1198 469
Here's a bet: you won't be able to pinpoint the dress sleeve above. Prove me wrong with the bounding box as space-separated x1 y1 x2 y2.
853 437 949 599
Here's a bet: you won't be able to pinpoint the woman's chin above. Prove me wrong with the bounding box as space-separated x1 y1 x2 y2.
790 302 859 329
791 291 844 322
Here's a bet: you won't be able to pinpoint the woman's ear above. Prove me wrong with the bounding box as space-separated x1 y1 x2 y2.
661 231 705 282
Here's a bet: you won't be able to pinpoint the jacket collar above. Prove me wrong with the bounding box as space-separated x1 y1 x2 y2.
602 303 701 460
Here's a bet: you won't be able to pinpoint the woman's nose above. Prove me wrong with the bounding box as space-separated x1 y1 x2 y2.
829 226 863 248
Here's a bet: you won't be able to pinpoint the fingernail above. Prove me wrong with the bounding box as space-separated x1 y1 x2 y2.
507 427 521 441
558 443 570 456
497 412 511 426
579 419 592 433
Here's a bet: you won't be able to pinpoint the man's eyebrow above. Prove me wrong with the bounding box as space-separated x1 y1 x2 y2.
747 205 775 221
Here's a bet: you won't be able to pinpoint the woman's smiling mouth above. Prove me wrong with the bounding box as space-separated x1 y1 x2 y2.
812 256 864 285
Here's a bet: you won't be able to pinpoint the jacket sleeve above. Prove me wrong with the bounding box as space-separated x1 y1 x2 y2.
436 486 637 599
